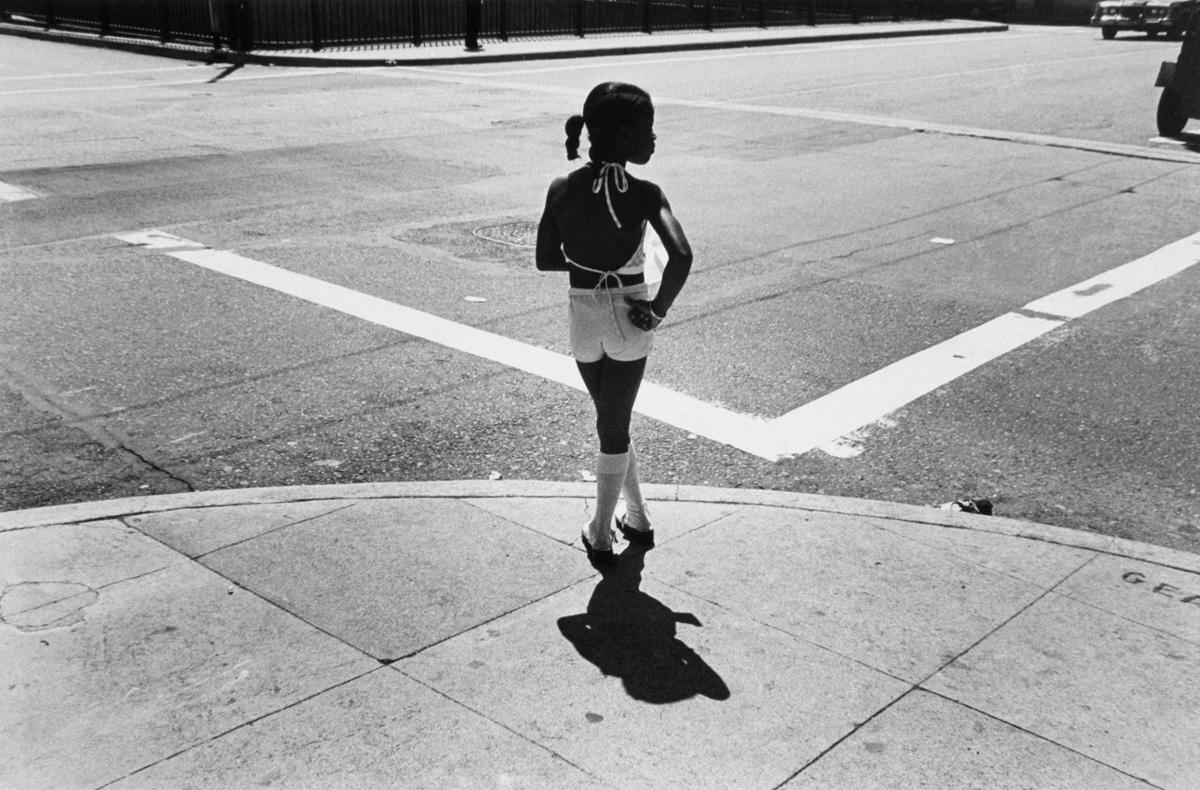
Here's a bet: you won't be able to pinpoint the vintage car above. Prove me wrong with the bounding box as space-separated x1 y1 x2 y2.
1092 0 1198 39
1155 12 1200 134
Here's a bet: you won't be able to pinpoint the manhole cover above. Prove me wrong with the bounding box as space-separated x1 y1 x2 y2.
474 221 538 248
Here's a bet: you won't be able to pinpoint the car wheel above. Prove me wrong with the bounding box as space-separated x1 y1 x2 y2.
1169 14 1190 39
1157 87 1188 136
1102 25 1117 39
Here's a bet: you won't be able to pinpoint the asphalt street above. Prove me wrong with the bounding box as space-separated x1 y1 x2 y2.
3 25 1200 554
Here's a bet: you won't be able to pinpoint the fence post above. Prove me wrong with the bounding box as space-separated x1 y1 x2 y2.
575 0 584 37
464 0 482 48
704 0 713 30
643 0 652 32
45 0 55 30
852 0 860 22
158 0 171 43
412 0 423 45
808 0 816 24
309 0 322 50
499 0 508 41
231 0 252 52
99 0 110 35
759 0 766 26
208 0 222 50
893 0 900 21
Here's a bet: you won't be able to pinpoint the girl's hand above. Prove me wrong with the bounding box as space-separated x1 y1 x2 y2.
625 297 662 332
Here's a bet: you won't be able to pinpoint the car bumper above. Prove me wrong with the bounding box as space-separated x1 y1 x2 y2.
1091 12 1174 28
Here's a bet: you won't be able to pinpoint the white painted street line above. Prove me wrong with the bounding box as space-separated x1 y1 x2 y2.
114 231 772 458
762 313 1064 459
1025 232 1200 320
659 96 1200 165
471 35 1105 81
0 180 38 202
761 230 1200 459
0 65 203 82
116 229 1200 461
0 67 342 97
115 229 206 250
454 32 1054 78
375 68 1200 165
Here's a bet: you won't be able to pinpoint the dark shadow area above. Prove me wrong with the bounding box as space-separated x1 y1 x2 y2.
557 546 730 704
1169 130 1200 150
207 63 242 83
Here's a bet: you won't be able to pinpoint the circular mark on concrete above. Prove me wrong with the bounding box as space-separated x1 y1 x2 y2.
473 221 538 248
0 581 99 632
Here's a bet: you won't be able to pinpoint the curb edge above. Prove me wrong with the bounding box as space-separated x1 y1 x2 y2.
3 481 1197 573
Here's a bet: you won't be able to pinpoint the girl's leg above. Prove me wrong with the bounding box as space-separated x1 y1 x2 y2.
576 356 647 547
622 443 650 530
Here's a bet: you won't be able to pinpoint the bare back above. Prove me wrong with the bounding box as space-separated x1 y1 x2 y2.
548 164 659 271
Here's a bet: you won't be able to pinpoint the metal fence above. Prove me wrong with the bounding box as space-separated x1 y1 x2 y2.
0 0 991 52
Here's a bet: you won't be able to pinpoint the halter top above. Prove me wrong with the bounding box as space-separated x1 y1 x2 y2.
563 162 647 290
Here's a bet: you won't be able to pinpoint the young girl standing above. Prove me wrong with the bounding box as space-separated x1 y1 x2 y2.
536 82 693 566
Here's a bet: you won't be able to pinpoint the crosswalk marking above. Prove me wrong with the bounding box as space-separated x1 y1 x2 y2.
0 180 38 202
116 229 1200 461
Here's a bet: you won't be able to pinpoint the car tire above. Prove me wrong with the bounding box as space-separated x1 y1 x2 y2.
1157 87 1188 136
1102 25 1117 39
1168 14 1190 39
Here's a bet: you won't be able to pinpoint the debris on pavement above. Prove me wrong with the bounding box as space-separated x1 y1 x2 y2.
938 497 993 515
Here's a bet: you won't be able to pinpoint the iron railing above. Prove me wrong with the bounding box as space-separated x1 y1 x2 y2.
0 0 989 52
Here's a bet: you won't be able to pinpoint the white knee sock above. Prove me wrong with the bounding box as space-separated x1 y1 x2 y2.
622 444 651 530
588 451 629 547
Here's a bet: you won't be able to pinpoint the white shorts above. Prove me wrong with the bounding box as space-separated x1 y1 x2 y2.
568 283 654 363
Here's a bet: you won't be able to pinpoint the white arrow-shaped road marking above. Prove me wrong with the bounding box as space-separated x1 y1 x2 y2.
116 230 1200 461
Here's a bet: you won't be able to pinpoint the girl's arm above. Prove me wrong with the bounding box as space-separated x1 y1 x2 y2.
626 186 692 330
646 189 693 318
535 180 571 272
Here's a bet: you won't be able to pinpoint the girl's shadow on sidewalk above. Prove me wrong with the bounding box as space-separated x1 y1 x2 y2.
557 547 730 704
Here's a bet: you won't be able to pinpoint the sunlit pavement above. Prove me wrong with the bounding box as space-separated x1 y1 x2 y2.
2 481 1197 788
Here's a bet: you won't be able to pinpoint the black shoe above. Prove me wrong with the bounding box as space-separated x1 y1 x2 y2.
581 530 614 566
615 514 654 547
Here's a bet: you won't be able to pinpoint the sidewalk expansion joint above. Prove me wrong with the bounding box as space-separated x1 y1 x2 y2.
190 502 358 561
389 661 600 784
381 574 596 665
915 687 1167 789
94 665 385 789
913 556 1095 691
772 687 918 789
652 573 911 686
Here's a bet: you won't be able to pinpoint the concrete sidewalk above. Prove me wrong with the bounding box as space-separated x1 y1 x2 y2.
1 481 1197 788
0 19 1008 67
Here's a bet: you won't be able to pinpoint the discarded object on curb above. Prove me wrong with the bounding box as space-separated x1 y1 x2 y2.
930 237 956 245
938 498 993 515
488 471 503 481
580 470 597 482
464 296 487 303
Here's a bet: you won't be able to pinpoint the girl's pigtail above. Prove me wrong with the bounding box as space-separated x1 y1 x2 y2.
564 114 585 161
